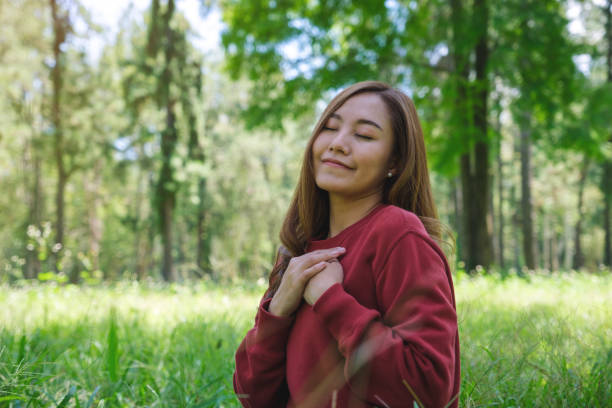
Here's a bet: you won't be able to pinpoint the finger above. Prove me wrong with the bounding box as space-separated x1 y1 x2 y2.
300 261 327 282
302 247 345 267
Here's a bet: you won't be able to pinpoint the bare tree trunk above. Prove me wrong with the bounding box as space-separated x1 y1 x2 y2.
26 150 43 279
520 113 536 270
159 113 177 282
196 179 211 274
510 184 522 272
563 212 572 270
16 90 44 279
158 0 177 282
136 186 154 282
573 157 590 270
472 0 493 272
542 210 550 271
602 0 612 267
489 162 497 265
183 61 211 277
452 0 494 273
605 173 611 266
551 227 559 272
132 146 150 280
50 0 67 266
494 108 505 269
451 177 463 265
537 209 544 270
87 161 103 272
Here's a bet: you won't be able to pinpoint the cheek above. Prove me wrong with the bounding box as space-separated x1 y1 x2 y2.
311 134 327 156
362 147 390 171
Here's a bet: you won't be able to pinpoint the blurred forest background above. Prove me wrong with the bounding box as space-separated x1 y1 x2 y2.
1 0 611 284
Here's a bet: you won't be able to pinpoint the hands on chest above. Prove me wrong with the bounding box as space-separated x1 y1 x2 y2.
269 247 345 317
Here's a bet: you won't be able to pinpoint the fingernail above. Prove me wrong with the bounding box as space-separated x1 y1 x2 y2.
335 247 345 252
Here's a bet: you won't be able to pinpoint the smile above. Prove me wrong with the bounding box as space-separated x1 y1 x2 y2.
322 159 352 169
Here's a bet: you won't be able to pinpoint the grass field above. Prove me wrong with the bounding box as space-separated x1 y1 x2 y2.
1 272 611 407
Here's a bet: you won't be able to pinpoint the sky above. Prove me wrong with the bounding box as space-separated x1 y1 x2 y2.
78 0 223 60
77 0 601 73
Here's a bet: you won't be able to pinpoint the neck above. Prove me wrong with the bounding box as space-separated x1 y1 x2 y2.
327 192 383 238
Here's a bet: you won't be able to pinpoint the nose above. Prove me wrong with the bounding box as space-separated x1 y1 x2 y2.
328 127 350 154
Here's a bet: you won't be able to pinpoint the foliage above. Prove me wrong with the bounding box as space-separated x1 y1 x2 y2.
0 0 611 281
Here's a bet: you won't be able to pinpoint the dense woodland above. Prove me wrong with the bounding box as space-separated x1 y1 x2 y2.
1 0 611 283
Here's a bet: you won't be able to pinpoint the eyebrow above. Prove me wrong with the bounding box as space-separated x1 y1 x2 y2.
330 113 383 131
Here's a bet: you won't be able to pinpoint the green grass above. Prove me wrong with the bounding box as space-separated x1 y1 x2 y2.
455 271 612 407
0 272 611 407
0 281 261 407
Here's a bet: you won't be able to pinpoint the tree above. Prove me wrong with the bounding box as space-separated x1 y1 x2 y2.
50 0 70 263
488 0 579 270
1 0 49 278
450 0 495 272
123 0 208 281
602 0 612 266
221 0 499 271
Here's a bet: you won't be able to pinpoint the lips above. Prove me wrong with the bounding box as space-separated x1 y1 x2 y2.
322 158 352 169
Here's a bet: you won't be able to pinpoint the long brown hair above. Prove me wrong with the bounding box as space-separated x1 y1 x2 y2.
266 81 451 298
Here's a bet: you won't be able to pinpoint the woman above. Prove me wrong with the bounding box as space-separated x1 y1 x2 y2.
233 81 460 408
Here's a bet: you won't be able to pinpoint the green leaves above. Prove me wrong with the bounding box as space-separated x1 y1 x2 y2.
221 0 404 130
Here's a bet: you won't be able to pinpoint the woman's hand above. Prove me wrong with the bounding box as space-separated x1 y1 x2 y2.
269 247 346 317
303 258 344 306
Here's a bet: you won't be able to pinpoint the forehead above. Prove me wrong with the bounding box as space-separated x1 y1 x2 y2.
333 93 390 126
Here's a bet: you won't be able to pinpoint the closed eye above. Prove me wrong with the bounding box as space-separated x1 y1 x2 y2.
322 126 337 131
356 133 373 140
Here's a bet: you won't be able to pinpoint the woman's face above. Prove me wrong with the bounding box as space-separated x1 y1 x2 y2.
312 92 395 201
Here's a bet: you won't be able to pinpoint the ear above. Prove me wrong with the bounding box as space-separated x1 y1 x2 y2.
387 156 399 176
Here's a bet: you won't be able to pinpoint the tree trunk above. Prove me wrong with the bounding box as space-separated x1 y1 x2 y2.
488 159 496 265
133 144 149 281
87 161 103 272
452 0 494 273
520 113 536 270
563 212 572 270
25 134 43 279
495 109 505 269
542 211 550 271
50 0 67 264
573 157 590 270
135 226 150 281
160 184 175 281
451 177 463 266
158 0 177 282
183 61 211 276
196 178 211 275
159 108 177 282
602 0 612 267
608 0 612 82
604 167 611 266
551 226 559 272
510 184 522 272
470 0 494 272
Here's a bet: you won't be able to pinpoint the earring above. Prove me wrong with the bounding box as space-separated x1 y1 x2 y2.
387 172 393 178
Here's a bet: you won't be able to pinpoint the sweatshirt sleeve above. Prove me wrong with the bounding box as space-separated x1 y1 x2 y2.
312 231 459 408
233 297 294 408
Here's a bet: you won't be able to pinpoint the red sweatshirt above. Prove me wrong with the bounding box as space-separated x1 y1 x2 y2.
234 204 460 408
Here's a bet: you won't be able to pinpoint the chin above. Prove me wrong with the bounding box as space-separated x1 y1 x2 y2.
315 176 345 192
316 184 355 198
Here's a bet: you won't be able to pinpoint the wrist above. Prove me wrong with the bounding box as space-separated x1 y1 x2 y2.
312 282 342 307
269 296 290 317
